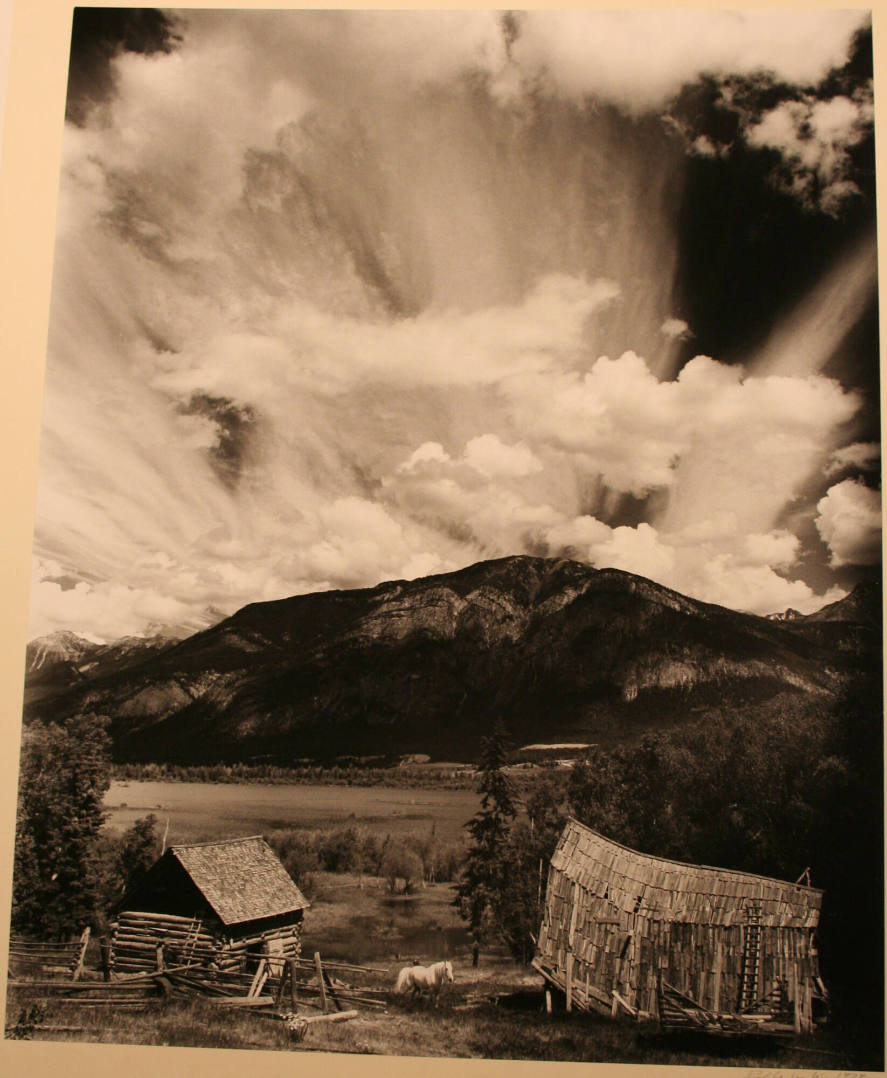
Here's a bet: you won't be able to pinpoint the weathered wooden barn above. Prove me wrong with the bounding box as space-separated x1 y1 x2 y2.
110 836 310 976
533 819 826 1035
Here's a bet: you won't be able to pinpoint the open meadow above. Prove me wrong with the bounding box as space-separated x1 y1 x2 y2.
104 780 480 847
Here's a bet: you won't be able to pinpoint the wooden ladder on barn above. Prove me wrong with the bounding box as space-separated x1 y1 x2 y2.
738 903 762 1011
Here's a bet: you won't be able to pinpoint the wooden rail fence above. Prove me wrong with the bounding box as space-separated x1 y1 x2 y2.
7 930 387 1036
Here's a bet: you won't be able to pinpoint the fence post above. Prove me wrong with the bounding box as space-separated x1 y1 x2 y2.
274 960 289 1010
289 958 299 1010
99 936 111 982
314 952 328 1013
72 927 90 981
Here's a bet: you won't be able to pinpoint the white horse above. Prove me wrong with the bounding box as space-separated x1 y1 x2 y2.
395 960 455 1002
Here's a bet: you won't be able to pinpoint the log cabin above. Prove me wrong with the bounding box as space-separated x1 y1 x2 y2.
533 818 826 1036
110 835 310 976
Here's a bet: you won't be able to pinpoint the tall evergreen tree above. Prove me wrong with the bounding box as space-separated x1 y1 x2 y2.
13 713 112 938
454 720 516 943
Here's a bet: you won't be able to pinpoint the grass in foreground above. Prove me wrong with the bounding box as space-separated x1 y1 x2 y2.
4 983 873 1070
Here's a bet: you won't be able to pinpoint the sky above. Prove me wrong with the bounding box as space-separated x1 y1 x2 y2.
29 8 881 643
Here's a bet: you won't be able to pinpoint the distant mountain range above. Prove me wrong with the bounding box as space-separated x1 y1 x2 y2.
22 556 881 764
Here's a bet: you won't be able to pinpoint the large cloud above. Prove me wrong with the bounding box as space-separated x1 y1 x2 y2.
815 480 882 567
377 345 862 618
506 10 867 112
507 353 859 508
27 11 876 641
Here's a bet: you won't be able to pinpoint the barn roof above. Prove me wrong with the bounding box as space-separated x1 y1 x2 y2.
167 836 310 926
552 819 822 928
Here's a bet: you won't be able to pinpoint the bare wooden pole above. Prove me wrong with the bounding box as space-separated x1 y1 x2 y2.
712 940 723 1015
565 953 573 1013
303 1009 359 1025
314 952 328 1013
72 927 90 981
274 961 289 1010
289 958 299 1010
248 958 268 999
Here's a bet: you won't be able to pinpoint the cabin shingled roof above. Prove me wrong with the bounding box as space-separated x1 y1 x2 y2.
551 818 823 928
168 836 310 926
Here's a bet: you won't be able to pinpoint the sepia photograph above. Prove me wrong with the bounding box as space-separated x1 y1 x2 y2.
1 5 882 1074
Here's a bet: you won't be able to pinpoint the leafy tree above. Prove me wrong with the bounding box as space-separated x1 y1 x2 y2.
92 814 164 930
380 840 423 894
116 814 163 894
454 720 517 944
567 744 632 844
491 773 570 962
317 826 361 872
13 714 112 938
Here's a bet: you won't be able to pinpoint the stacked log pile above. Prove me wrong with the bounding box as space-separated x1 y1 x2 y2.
214 925 302 974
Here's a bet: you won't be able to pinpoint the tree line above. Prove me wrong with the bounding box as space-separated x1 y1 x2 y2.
114 760 477 789
266 824 465 896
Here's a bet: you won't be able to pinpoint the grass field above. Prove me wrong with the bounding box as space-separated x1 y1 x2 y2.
6 874 871 1070
105 780 480 847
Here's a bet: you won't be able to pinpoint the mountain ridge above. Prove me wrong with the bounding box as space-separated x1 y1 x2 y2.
23 556 880 764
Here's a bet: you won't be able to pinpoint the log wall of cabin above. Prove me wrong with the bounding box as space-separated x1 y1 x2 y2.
110 909 303 976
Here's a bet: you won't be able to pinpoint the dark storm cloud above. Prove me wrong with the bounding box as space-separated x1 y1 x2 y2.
66 8 181 125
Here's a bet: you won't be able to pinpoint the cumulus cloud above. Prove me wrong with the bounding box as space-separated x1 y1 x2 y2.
815 480 882 566
742 531 801 570
464 435 543 479
377 346 862 617
505 10 867 112
660 317 691 341
507 353 859 503
745 88 874 214
388 437 562 556
541 515 844 616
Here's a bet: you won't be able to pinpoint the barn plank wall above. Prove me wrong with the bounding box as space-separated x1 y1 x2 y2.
534 820 823 1032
